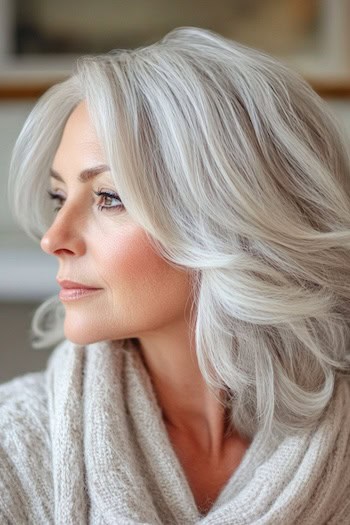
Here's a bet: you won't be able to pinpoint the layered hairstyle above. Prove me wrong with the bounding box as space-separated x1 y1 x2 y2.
8 26 350 445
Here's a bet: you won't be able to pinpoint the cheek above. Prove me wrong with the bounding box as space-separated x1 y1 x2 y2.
97 227 192 318
62 223 195 345
97 226 162 284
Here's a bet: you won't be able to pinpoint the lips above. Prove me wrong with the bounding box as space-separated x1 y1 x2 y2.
57 279 101 290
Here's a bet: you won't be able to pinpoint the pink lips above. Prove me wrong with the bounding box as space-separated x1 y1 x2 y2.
57 279 103 301
57 279 100 289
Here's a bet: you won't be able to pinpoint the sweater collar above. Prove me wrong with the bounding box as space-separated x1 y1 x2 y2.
46 338 350 524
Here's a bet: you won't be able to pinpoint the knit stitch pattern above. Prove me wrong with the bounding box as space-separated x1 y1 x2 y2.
0 338 350 524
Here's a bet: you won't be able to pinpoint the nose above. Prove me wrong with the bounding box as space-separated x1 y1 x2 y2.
40 205 86 257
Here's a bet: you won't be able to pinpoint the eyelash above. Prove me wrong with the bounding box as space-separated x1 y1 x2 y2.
46 189 124 213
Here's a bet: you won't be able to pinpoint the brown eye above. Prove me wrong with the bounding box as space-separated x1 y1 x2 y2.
93 190 124 212
46 188 124 213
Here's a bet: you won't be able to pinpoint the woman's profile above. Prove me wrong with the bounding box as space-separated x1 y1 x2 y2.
1 26 350 523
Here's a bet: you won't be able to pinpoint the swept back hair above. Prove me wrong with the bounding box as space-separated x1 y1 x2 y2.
8 26 350 445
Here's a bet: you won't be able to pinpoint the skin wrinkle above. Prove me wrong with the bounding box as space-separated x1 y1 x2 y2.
40 100 250 484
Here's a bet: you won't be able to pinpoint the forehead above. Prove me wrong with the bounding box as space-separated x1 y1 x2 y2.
60 101 99 143
66 100 92 129
52 101 106 168
50 103 113 186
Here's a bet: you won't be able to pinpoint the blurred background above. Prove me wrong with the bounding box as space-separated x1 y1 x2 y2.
1 0 350 384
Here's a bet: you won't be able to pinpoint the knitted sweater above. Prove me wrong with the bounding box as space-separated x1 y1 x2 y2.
0 338 350 524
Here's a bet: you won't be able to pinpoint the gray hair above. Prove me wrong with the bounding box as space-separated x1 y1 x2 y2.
8 26 350 445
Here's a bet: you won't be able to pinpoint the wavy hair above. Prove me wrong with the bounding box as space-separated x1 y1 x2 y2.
8 26 350 445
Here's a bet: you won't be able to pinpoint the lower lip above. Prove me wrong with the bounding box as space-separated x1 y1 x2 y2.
59 288 103 301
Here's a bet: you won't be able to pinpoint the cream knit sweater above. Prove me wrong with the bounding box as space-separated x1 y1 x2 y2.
0 338 350 524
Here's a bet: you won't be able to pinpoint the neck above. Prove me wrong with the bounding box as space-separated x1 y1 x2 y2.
134 323 234 453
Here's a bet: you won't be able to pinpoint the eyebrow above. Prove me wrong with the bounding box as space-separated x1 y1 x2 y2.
49 164 111 183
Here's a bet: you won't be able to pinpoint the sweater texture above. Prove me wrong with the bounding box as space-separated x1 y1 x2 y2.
0 338 350 524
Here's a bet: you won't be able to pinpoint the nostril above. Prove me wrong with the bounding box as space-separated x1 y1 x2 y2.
54 248 75 256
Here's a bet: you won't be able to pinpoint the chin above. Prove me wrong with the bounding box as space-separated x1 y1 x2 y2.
63 324 103 346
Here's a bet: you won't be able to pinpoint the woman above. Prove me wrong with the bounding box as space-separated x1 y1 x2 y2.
1 26 350 523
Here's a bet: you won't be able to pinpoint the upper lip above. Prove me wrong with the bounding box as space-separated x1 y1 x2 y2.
57 279 101 289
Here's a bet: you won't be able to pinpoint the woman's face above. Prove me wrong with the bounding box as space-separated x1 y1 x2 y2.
40 100 193 345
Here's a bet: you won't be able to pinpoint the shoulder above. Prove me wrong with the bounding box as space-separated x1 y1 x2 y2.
0 369 54 523
0 369 49 441
0 367 47 411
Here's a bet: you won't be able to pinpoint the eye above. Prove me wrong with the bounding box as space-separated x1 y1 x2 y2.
93 190 124 212
47 189 64 212
46 189 124 213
